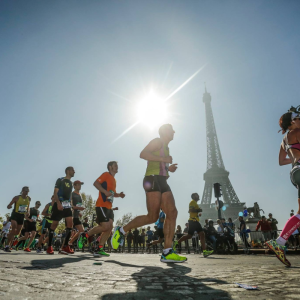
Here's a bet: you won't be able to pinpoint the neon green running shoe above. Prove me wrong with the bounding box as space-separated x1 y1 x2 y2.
203 249 214 257
173 241 178 252
111 226 124 250
94 248 110 257
78 233 87 250
265 240 291 267
160 249 187 263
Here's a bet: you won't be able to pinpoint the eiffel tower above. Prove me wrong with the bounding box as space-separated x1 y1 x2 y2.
200 86 245 221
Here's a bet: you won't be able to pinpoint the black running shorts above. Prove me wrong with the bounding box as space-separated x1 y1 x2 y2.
290 163 300 198
188 220 203 236
143 175 171 194
73 217 82 226
157 228 164 239
11 211 25 225
24 220 37 232
96 207 114 223
51 202 73 221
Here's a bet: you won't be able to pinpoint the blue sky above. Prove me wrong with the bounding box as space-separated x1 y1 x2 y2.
1 1 300 229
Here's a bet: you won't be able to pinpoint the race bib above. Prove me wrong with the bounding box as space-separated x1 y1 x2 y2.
62 200 71 209
107 191 114 204
32 216 37 222
76 203 83 207
18 205 27 213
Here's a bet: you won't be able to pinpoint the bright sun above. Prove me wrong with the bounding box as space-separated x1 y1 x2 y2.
136 91 168 129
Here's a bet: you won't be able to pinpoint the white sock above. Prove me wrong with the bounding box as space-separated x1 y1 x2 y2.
276 236 286 246
120 227 126 235
163 248 172 255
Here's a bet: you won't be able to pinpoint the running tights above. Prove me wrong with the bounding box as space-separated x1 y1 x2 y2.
277 214 300 246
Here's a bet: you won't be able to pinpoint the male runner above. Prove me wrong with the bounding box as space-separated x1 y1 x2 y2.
173 193 213 257
68 180 85 246
78 161 125 257
19 201 41 252
147 209 165 249
46 166 75 255
111 124 187 263
36 196 55 253
5 187 31 252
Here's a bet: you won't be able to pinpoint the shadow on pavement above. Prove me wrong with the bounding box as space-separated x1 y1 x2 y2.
102 260 232 300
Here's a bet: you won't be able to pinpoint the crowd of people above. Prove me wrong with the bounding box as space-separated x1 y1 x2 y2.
1 110 300 268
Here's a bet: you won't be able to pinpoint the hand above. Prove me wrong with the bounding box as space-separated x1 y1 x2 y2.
7 205 12 209
114 207 119 211
119 192 125 198
168 164 178 173
57 202 63 211
163 156 173 164
104 191 113 197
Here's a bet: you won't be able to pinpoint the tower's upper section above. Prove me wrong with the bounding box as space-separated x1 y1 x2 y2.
203 85 211 103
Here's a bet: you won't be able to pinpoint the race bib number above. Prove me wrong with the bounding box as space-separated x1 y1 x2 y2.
62 200 71 209
18 205 27 213
32 216 37 222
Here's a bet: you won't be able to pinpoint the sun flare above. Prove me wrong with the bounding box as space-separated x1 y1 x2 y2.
136 91 168 129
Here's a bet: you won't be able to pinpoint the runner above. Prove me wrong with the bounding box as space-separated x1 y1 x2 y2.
0 216 11 248
147 209 165 249
111 124 187 263
173 193 214 257
266 107 300 266
77 161 125 257
46 166 75 255
82 217 90 231
68 180 85 247
36 196 55 253
20 201 41 252
5 187 31 252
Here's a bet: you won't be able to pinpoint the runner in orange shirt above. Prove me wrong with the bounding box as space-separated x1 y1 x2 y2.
78 161 125 257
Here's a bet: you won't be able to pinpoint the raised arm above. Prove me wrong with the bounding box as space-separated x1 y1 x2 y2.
7 196 18 209
140 138 172 163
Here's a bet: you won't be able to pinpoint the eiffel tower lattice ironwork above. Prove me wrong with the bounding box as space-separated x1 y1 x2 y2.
201 86 240 205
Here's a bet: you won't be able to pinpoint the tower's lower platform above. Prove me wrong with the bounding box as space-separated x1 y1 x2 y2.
199 202 246 225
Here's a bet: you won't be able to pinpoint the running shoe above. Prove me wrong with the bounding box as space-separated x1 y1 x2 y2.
160 249 187 263
78 233 87 250
111 226 124 250
203 249 214 257
36 248 43 253
172 241 178 252
265 240 291 267
24 248 31 252
94 248 110 257
61 245 74 255
46 246 54 255
13 240 18 246
4 246 11 253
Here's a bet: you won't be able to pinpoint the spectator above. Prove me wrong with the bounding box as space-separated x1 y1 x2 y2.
139 228 146 251
227 218 235 231
82 218 90 231
203 219 209 229
146 226 153 243
239 216 251 249
221 218 226 228
255 216 272 242
267 213 278 240
127 229 133 253
207 220 218 251
183 223 189 250
175 225 183 253
133 228 139 253
217 219 224 235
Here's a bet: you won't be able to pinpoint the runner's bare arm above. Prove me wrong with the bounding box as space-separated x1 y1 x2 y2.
93 180 112 197
115 192 125 198
279 143 292 166
140 138 172 163
42 203 50 216
7 196 18 209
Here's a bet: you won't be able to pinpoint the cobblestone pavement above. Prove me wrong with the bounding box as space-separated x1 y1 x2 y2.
0 252 299 300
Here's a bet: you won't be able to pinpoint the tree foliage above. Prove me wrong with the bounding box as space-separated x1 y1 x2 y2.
81 193 96 225
115 213 134 227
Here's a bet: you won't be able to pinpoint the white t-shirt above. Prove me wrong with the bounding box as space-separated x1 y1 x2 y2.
2 221 11 232
217 225 224 235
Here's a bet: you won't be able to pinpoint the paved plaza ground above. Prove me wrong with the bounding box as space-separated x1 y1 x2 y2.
0 252 299 300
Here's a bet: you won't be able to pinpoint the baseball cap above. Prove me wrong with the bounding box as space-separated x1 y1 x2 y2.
73 180 84 185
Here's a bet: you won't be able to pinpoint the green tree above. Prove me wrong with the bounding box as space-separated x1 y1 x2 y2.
115 213 134 227
81 193 96 225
